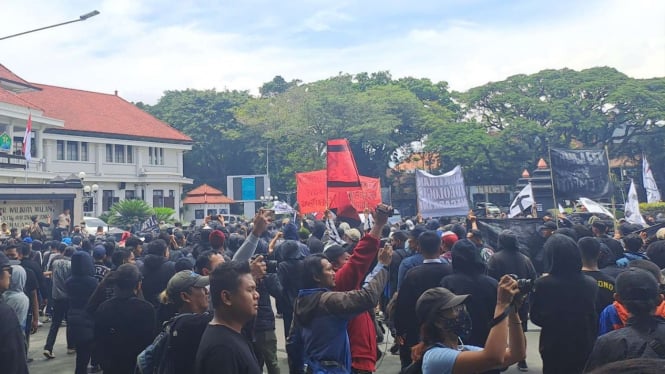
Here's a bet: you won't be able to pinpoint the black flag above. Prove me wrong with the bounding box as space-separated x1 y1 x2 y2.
550 149 612 200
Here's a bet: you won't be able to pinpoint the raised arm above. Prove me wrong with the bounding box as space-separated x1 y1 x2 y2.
233 210 271 262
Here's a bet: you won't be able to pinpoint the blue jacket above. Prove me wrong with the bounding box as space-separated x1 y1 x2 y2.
287 268 388 374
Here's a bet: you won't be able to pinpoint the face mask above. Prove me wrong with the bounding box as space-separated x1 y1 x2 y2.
443 309 472 340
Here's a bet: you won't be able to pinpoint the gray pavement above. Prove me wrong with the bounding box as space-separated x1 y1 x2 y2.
27 317 544 374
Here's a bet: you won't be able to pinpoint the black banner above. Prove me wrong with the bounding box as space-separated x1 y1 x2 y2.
550 148 612 200
477 218 547 273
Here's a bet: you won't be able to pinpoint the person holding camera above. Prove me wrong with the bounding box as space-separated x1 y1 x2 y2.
530 234 598 374
409 275 526 373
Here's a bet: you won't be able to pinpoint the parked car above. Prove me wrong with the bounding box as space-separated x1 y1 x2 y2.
476 202 501 215
83 216 109 236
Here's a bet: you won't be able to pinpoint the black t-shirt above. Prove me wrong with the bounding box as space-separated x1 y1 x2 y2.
195 324 261 374
583 270 616 313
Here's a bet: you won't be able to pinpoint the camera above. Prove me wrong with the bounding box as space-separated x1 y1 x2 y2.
508 274 533 294
376 204 394 217
251 254 278 274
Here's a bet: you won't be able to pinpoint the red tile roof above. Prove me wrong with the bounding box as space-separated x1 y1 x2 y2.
183 184 235 205
0 64 191 143
0 64 32 86
0 87 42 109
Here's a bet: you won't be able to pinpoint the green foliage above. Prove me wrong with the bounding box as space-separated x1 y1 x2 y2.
153 207 176 223
639 202 665 216
108 200 153 227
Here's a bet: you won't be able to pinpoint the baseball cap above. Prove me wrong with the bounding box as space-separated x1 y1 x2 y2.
409 224 428 240
93 245 107 260
441 231 459 248
616 268 659 302
166 270 209 299
416 287 470 324
345 228 361 242
22 237 33 244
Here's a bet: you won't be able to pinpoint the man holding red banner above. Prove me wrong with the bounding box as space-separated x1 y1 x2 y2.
333 204 391 373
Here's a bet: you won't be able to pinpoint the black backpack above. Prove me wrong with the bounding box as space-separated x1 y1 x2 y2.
399 344 444 374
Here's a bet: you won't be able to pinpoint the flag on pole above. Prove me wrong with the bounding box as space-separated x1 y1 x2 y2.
643 155 661 203
326 139 361 189
625 179 647 227
23 114 32 161
509 183 534 218
579 197 615 219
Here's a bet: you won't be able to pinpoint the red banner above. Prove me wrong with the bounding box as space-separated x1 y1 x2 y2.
297 170 381 215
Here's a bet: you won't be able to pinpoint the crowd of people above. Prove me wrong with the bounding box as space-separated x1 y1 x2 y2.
1 204 665 374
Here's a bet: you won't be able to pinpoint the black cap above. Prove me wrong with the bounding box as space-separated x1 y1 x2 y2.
416 287 469 324
409 224 428 240
616 268 659 302
539 221 557 231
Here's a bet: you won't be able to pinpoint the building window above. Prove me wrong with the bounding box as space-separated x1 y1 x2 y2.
114 144 125 163
153 189 164 208
195 209 204 219
149 147 165 165
56 141 88 161
125 190 135 200
81 142 89 161
57 140 65 160
102 190 114 211
66 141 79 161
106 144 113 162
105 144 134 164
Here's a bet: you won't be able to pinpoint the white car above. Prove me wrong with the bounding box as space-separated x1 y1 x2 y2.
83 217 109 236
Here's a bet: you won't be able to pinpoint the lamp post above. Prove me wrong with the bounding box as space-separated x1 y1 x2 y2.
79 172 99 216
0 10 100 41
259 194 278 209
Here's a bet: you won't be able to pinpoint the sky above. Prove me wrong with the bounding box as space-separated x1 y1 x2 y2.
1 0 664 104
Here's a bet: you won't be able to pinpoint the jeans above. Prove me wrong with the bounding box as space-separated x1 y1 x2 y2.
254 329 280 374
44 298 72 352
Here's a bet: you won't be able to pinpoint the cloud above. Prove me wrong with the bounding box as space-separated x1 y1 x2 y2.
0 0 662 104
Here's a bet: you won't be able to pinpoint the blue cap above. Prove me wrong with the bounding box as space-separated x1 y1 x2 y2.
23 237 33 244
62 237 72 245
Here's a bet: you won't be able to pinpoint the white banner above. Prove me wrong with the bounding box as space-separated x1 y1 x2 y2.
273 201 294 215
579 197 615 219
643 155 661 203
509 183 534 218
416 166 469 218
625 180 647 227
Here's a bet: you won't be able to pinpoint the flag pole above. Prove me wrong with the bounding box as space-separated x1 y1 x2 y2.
530 182 538 218
605 145 619 234
547 147 559 229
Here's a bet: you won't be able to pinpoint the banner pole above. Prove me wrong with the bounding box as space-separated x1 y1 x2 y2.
530 182 538 218
605 145 619 234
547 147 559 229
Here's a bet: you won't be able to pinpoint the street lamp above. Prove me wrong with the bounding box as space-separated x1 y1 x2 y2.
80 171 99 215
259 195 278 208
0 10 100 41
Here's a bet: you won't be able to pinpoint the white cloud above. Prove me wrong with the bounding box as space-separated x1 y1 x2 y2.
0 0 662 104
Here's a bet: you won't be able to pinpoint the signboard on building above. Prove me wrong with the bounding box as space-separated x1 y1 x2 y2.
0 200 60 228
0 133 12 153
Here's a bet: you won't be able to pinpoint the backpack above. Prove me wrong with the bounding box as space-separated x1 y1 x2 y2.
136 313 194 374
399 344 444 374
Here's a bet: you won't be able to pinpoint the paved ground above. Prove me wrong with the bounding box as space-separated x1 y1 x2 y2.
27 317 544 373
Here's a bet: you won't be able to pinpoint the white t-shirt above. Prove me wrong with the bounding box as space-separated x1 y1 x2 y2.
423 345 483 374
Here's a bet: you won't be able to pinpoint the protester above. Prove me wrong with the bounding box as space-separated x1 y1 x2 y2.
579 237 616 313
0 252 29 374
395 230 453 368
440 239 499 364
396 225 428 289
616 234 650 267
276 240 304 339
44 246 74 359
94 264 155 374
66 251 98 374
286 244 391 373
410 277 526 374
141 239 176 307
531 234 598 374
195 261 262 374
585 268 665 371
1 264 29 332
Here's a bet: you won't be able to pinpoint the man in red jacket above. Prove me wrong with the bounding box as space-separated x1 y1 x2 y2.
330 204 390 373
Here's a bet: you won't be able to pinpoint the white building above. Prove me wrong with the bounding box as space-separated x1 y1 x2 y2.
0 63 192 221
182 184 235 226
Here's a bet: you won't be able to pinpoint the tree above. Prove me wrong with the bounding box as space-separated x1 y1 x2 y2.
153 207 176 223
259 75 301 98
108 200 153 227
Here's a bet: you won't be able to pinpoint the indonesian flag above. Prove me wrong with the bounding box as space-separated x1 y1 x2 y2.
23 114 32 161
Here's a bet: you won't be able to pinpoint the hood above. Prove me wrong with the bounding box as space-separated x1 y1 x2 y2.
282 240 302 260
497 230 519 252
451 239 486 275
545 234 582 275
143 254 167 272
71 251 95 277
295 288 326 327
7 264 26 293
283 223 299 241
312 221 326 240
